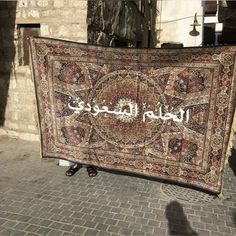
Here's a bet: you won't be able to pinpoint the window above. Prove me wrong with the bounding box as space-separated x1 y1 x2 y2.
17 24 40 66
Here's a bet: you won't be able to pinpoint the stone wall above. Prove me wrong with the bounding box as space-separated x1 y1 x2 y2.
0 0 87 139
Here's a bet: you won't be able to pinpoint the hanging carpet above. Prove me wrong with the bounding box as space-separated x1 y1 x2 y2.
30 37 236 193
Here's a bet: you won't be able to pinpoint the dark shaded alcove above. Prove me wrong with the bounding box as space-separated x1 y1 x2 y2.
87 0 157 48
218 0 236 44
0 1 17 126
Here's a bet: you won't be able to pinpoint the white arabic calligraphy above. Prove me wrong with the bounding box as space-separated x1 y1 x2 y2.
68 101 190 123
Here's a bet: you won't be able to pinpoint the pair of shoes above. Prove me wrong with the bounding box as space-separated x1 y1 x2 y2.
87 166 97 177
65 165 79 176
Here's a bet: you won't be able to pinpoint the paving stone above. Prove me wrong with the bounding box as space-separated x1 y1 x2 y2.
153 227 167 235
140 225 154 234
83 221 97 229
107 225 120 234
14 222 30 230
130 205 142 214
5 213 21 221
133 211 144 218
12 230 27 236
147 219 160 227
1 228 17 236
72 218 86 226
96 231 111 236
94 223 108 232
100 206 112 212
60 224 74 232
135 217 148 225
3 220 18 228
36 227 52 235
50 221 64 230
143 212 156 220
93 216 106 224
105 218 117 226
124 215 136 223
18 215 32 222
192 221 207 229
121 208 134 216
25 224 41 233
117 220 130 228
128 222 142 231
196 229 210 236
205 223 218 231
102 212 116 219
28 217 41 225
40 219 53 227
113 214 126 221
48 229 64 236
84 228 99 236
91 209 104 216
132 230 145 236
209 232 225 236
59 210 73 217
72 226 87 235
62 232 76 236
119 227 133 236
26 233 38 236
0 219 7 225
120 203 131 209
110 207 122 214
82 214 95 222
218 226 232 234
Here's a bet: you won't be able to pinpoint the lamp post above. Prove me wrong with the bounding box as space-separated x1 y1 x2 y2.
189 13 201 36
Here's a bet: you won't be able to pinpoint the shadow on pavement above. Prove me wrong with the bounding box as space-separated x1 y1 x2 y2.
165 201 198 235
228 148 236 177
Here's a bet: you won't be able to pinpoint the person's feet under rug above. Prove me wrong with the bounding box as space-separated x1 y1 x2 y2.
65 165 79 176
65 165 97 177
87 166 97 177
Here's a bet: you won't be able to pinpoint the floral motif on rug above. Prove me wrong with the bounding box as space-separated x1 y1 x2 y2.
30 37 236 193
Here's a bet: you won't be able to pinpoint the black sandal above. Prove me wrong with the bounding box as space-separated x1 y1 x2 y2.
87 166 97 177
65 165 79 176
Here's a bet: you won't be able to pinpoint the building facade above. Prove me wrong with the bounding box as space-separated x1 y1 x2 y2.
5 0 235 139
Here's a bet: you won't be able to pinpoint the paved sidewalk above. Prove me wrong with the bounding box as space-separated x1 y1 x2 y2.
0 136 235 236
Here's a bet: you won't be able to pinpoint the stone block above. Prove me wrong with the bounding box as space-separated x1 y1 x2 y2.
29 0 37 7
4 120 19 130
41 9 56 17
21 9 27 18
73 9 87 18
18 0 28 8
40 24 50 36
36 0 49 8
68 0 87 9
53 0 65 8
56 24 84 37
28 9 40 18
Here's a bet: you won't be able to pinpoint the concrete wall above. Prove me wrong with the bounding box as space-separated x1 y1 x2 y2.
0 0 87 140
156 0 203 47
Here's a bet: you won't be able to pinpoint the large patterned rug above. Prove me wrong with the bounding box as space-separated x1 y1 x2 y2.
30 37 236 193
